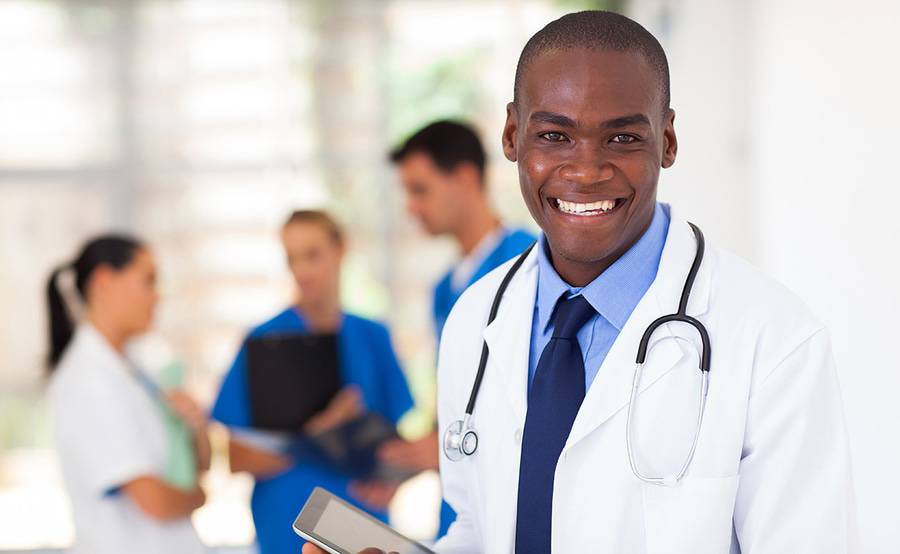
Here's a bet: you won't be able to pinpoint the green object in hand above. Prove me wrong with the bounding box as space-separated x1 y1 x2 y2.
157 360 198 490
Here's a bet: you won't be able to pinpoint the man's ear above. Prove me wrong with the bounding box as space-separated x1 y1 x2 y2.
502 102 519 162
661 108 678 169
453 162 482 192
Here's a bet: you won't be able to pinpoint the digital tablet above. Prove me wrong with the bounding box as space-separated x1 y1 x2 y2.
246 333 341 431
293 487 435 554
290 414 418 483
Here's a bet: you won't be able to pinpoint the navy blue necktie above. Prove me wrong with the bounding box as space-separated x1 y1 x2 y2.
515 294 596 554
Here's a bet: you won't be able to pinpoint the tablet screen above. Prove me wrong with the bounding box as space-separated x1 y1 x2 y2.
295 488 434 554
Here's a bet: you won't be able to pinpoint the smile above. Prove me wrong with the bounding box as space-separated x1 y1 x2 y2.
551 197 624 217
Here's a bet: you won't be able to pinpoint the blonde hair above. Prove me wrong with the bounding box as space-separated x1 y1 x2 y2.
283 209 344 246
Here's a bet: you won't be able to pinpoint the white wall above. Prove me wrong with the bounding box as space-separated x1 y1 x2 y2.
751 2 900 552
632 0 900 551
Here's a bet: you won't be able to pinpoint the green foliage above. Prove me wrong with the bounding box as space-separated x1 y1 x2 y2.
553 0 625 12
0 393 50 449
384 48 485 145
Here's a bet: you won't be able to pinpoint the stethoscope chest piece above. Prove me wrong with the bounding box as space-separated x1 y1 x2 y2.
443 418 478 461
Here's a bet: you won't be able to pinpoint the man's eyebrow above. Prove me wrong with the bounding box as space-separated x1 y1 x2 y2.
602 113 651 129
530 111 577 127
529 112 652 130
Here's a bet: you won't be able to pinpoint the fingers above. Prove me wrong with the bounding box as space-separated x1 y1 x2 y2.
376 438 405 460
348 480 400 511
190 485 207 510
302 543 386 554
303 386 364 435
330 386 364 420
165 389 207 432
377 432 439 471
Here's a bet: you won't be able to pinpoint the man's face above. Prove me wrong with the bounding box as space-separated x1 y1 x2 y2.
503 48 676 281
397 151 469 236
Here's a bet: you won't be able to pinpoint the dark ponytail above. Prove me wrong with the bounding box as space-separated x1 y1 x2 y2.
46 234 144 371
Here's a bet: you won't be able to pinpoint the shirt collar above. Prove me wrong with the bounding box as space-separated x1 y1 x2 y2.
450 226 506 292
76 321 133 376
535 202 670 332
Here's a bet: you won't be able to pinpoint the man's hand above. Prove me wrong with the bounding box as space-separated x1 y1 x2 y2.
377 430 439 471
302 545 395 554
348 480 400 511
303 386 364 435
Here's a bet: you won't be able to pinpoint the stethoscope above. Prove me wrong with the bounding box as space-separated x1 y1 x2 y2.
443 223 711 487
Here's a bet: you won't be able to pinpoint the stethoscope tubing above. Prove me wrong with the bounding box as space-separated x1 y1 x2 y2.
445 223 711 486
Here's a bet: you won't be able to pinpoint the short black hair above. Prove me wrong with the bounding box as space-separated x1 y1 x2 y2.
389 120 486 177
514 10 670 109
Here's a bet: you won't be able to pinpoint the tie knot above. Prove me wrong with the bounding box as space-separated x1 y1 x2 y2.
551 294 596 339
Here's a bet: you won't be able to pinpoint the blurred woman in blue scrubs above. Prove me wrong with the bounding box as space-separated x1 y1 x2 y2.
211 210 414 554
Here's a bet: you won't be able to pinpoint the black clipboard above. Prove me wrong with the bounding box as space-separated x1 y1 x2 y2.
246 333 342 431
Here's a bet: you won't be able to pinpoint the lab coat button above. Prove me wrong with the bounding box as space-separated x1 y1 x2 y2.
514 428 523 444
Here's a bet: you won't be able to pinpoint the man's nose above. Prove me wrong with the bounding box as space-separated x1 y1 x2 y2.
558 144 615 185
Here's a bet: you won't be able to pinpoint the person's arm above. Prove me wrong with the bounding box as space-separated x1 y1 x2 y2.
377 431 439 471
166 389 211 471
120 476 205 521
733 328 857 552
51 376 207 523
227 385 364 478
349 323 417 507
347 481 401 512
376 322 415 426
193 429 211 472
227 436 291 478
211 338 290 478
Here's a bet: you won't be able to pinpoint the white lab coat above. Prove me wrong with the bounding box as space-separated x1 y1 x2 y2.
434 214 856 554
48 324 205 554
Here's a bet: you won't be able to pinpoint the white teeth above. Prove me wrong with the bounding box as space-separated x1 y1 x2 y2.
555 198 617 215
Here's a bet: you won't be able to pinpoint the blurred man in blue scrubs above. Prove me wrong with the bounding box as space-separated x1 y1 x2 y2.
379 121 535 537
211 210 414 554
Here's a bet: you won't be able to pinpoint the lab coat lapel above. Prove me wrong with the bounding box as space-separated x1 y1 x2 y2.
481 247 540 422
564 217 712 452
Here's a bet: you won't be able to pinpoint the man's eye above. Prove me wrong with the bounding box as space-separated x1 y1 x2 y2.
539 132 567 142
611 134 638 144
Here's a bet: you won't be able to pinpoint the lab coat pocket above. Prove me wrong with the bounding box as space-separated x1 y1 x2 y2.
642 474 739 554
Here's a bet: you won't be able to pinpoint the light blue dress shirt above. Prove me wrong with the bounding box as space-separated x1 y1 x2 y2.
528 203 671 392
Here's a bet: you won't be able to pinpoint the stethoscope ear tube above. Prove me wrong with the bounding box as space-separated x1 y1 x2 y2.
445 244 536 462
635 223 711 372
636 314 711 371
464 243 536 417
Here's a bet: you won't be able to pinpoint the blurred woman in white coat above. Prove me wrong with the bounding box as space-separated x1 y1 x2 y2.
46 235 209 554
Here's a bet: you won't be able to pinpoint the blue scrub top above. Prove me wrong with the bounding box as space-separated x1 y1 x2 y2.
211 308 414 554
432 227 535 537
433 228 536 339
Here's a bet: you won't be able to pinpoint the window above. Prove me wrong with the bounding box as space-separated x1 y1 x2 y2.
0 0 602 549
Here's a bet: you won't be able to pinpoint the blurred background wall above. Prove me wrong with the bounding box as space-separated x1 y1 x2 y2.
1 0 898 552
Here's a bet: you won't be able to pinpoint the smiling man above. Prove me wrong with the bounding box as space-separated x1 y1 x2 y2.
432 10 855 554
302 10 855 554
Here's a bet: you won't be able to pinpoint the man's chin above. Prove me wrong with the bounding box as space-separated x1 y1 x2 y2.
548 235 618 266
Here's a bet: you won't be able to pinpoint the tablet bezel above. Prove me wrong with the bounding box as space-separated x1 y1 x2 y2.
293 487 435 554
